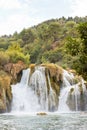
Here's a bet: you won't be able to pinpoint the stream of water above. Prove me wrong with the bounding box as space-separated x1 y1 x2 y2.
1 67 87 130
0 112 87 130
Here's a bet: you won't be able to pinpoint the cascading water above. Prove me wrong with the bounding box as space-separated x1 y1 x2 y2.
58 70 74 112
11 66 57 113
11 66 87 113
58 70 87 112
29 66 48 111
47 73 58 111
11 68 41 113
20 68 30 85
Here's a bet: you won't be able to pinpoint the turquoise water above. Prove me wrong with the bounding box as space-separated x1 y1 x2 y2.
0 112 87 130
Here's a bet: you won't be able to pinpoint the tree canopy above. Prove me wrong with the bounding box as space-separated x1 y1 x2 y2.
0 16 87 79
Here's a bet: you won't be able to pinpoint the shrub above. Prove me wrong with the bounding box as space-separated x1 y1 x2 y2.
0 51 10 66
6 43 30 64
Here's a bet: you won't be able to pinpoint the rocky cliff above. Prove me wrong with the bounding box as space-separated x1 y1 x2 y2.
0 61 26 113
29 63 63 111
0 62 87 113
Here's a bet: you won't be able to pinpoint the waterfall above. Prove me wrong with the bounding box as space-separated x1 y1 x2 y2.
58 70 87 112
11 68 41 112
47 73 58 111
11 66 58 113
58 70 73 112
11 66 87 113
74 84 78 111
29 66 48 111
20 68 30 85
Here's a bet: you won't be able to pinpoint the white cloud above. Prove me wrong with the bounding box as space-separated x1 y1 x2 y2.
0 0 87 36
0 0 21 9
0 0 41 35
0 13 44 35
71 0 87 17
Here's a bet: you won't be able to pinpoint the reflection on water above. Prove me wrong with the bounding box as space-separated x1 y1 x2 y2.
0 113 87 130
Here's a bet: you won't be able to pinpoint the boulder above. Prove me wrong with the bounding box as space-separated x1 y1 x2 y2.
37 112 47 116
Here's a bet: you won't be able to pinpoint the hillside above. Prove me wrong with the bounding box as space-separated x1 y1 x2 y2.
0 16 87 80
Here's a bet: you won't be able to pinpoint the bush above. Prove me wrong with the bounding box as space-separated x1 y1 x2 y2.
6 43 30 64
41 48 63 63
0 51 10 66
6 50 30 64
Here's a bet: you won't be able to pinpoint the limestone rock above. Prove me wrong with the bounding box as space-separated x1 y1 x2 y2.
0 70 12 112
4 61 26 83
37 112 47 115
29 63 63 111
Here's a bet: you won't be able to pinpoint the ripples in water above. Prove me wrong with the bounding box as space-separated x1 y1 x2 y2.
0 112 87 130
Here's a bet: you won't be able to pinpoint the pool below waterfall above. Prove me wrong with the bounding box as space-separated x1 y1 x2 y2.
0 112 87 130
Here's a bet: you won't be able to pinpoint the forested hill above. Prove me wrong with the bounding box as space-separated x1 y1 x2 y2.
0 16 87 79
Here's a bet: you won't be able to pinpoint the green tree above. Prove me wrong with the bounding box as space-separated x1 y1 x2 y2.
65 37 80 56
0 51 10 65
48 22 61 41
6 43 30 64
19 28 36 46
77 22 87 77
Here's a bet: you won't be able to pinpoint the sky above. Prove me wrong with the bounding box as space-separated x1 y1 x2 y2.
0 0 87 36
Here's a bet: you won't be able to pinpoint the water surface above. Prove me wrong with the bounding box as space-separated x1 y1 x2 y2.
0 112 87 130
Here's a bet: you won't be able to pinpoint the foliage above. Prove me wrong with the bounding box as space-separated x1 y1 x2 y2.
0 16 87 79
77 22 87 78
41 48 63 63
6 43 30 64
0 51 10 66
65 37 80 56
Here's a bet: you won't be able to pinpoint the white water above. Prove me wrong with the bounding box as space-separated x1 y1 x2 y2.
29 66 48 111
1 113 87 130
11 68 41 113
58 70 73 112
11 67 87 113
58 70 87 112
11 66 57 113
20 68 30 85
47 73 58 111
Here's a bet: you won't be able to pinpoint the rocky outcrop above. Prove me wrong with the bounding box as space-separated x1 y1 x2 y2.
42 63 63 94
4 61 26 83
29 63 63 111
66 75 87 111
43 64 63 111
0 70 12 113
1 61 86 113
0 61 26 113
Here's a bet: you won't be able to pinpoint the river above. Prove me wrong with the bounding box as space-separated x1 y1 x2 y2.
0 112 87 130
1 67 87 130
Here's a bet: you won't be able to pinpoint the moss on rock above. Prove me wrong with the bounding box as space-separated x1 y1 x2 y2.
42 63 63 82
70 88 74 94
79 83 83 95
0 70 12 112
29 64 35 75
40 63 63 96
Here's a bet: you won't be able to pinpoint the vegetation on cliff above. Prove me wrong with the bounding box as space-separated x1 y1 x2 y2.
0 15 87 113
0 61 27 112
0 16 87 80
28 63 63 111
0 16 87 112
0 70 12 112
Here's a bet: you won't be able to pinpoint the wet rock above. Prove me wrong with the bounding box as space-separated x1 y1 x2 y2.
37 112 47 115
29 63 63 111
